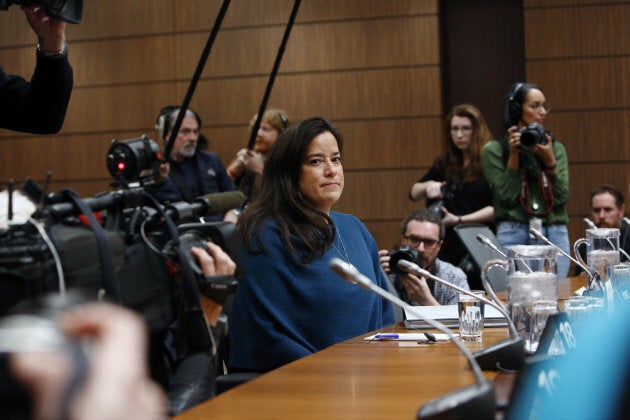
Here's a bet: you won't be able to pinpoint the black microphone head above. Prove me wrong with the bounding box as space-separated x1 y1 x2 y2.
417 380 495 420
195 191 245 216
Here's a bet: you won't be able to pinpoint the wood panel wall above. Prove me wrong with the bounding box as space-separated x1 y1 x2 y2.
1 0 628 254
0 0 439 251
523 0 630 253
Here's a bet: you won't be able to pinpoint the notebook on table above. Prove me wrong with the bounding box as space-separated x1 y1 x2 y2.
403 304 508 329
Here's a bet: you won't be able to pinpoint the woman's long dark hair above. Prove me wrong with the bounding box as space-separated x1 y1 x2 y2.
237 116 344 264
501 82 542 165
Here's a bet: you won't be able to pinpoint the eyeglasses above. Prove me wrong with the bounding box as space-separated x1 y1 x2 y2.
527 103 551 113
450 125 473 133
403 235 441 249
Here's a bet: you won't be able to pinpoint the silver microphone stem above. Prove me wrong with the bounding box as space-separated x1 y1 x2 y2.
474 234 509 309
329 258 486 384
583 218 597 229
397 259 520 338
475 233 506 258
529 227 594 279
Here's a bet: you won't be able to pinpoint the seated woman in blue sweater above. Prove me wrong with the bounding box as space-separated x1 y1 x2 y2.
229 117 394 372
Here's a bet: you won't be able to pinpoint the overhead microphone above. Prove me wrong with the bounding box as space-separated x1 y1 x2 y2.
396 259 525 372
329 258 495 419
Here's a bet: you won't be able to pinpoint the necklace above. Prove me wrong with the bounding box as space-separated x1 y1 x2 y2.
331 228 351 264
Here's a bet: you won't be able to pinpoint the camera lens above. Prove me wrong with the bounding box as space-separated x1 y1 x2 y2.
389 245 422 276
519 130 537 148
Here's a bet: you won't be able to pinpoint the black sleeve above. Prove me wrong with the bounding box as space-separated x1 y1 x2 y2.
0 53 73 134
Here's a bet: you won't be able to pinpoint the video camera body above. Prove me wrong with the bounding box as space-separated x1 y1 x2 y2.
0 134 245 322
0 135 246 416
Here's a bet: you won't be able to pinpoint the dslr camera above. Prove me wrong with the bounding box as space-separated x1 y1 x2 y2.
517 123 548 149
427 185 455 218
389 245 422 276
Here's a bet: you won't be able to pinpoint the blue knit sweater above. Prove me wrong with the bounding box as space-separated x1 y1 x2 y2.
229 211 394 371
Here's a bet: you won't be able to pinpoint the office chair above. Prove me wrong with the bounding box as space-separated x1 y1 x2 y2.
453 223 508 292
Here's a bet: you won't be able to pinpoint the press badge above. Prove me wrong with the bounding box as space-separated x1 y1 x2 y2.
529 217 542 238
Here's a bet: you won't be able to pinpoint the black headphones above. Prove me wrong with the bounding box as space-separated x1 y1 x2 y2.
155 106 202 142
507 82 526 124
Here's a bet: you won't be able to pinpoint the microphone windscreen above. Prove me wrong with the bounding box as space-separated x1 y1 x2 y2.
195 191 245 216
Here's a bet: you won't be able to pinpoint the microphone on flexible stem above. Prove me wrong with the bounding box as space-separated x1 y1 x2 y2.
474 234 508 311
397 260 525 372
476 233 533 274
475 234 506 258
583 218 597 229
329 258 495 420
528 227 594 279
624 217 630 226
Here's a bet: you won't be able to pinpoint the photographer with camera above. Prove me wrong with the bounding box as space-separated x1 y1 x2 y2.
409 104 494 289
0 2 75 134
378 209 469 306
482 82 570 278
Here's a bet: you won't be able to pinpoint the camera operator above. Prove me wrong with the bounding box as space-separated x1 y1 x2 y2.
409 104 494 289
5 241 235 420
146 106 238 222
0 4 73 134
378 209 469 306
482 82 571 279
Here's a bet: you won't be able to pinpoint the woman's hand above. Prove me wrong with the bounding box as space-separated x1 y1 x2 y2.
531 133 556 169
425 181 446 200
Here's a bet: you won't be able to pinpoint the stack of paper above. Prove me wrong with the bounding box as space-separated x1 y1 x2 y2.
403 304 507 329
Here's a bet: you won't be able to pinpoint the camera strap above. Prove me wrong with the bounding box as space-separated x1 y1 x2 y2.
59 188 120 301
519 168 555 216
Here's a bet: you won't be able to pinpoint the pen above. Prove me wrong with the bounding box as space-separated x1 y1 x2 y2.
374 333 398 339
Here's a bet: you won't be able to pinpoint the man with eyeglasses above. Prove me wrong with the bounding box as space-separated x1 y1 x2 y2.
379 209 470 305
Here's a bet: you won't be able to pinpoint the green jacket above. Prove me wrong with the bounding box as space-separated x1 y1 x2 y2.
482 139 569 225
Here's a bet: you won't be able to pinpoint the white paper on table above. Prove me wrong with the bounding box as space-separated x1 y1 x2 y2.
403 304 507 329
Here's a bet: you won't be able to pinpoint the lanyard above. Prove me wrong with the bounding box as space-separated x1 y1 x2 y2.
519 168 555 216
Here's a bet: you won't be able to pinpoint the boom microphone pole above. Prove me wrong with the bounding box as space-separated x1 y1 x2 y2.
246 0 301 150
162 0 232 163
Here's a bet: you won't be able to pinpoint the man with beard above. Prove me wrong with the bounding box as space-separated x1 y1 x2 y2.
379 209 470 305
575 184 630 274
147 106 237 221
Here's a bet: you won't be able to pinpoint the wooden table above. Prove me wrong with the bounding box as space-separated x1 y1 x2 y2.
174 276 588 419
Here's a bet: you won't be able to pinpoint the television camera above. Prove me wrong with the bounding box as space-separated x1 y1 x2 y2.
0 134 245 324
